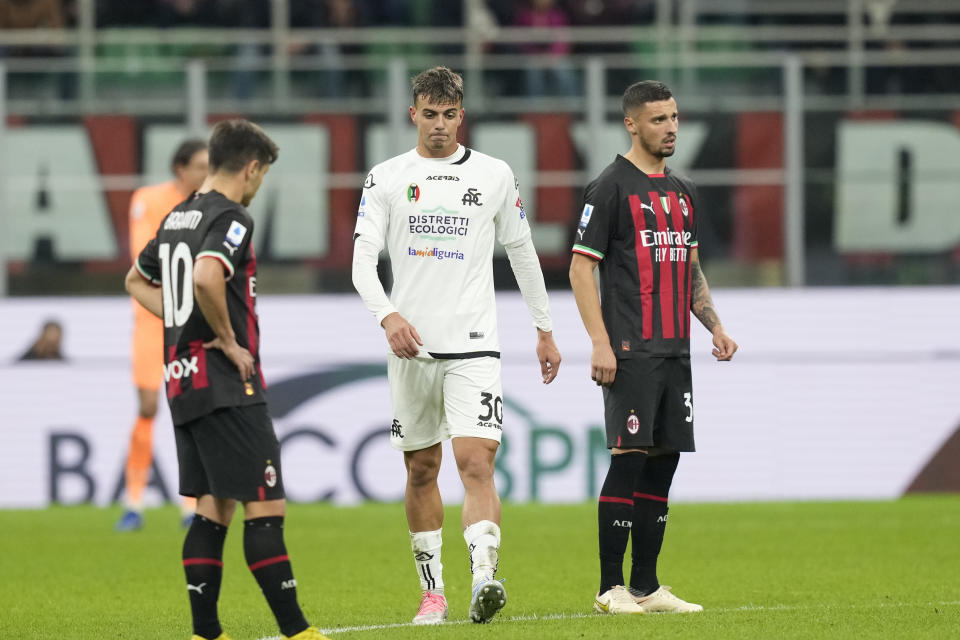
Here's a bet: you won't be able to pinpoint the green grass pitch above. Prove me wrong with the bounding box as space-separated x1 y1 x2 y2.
2 496 959 639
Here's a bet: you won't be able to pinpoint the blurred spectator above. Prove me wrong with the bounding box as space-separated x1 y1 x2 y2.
0 0 65 60
220 0 270 99
0 0 63 34
484 0 515 26
569 0 652 27
364 0 460 27
155 0 218 27
97 0 218 27
18 319 65 361
0 0 74 98
513 0 578 97
289 0 369 98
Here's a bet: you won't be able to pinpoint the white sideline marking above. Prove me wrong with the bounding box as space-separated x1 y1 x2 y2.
257 601 960 638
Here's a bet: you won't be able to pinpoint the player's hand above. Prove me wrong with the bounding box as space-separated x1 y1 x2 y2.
591 341 617 386
204 336 255 380
711 326 738 361
382 312 423 359
536 329 561 384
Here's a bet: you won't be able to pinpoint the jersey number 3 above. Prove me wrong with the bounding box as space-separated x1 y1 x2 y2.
158 242 195 328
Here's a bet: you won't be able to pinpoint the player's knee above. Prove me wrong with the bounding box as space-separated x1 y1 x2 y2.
138 396 158 418
196 495 237 525
456 455 494 486
405 456 441 487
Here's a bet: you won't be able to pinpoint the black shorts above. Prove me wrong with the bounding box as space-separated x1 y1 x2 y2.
602 357 695 452
174 404 285 502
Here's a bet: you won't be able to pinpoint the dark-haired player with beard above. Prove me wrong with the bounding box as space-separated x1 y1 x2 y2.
125 119 328 640
569 81 738 615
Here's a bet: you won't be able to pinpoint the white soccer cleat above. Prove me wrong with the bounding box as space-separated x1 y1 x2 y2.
469 578 507 623
630 585 703 613
412 590 448 625
594 585 645 615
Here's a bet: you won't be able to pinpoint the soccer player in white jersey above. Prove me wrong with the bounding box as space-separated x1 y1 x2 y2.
352 66 562 625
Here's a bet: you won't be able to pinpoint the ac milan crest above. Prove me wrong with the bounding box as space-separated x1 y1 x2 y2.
264 464 277 488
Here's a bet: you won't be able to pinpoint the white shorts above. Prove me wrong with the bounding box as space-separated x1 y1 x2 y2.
387 355 503 451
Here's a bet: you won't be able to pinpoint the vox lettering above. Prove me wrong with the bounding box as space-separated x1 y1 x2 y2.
164 356 199 382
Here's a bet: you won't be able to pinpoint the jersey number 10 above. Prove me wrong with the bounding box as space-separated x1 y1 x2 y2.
158 242 195 328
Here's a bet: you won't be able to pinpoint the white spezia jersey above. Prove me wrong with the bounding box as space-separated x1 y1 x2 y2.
354 145 531 356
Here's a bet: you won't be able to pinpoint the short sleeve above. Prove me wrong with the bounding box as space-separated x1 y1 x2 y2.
196 210 253 280
135 236 162 285
571 178 617 261
684 181 699 249
353 169 389 248
495 168 532 246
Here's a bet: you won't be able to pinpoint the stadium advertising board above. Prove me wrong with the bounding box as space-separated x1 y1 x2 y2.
2 290 958 508
4 112 960 279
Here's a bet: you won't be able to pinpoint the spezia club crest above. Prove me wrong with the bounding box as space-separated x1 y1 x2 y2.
407 183 421 203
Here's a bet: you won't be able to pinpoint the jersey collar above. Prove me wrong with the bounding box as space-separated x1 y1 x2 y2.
413 144 467 164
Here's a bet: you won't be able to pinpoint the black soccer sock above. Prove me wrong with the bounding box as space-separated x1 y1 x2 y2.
244 516 309 638
630 453 680 596
598 451 646 594
182 514 228 640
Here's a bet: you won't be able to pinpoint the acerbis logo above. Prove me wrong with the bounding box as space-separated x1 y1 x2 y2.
613 520 632 528
281 579 297 590
426 175 460 181
163 356 199 382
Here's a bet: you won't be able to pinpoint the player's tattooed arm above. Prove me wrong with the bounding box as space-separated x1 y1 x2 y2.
690 256 720 332
690 249 738 361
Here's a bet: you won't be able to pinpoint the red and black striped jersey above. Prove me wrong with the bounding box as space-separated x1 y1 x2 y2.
572 155 699 358
135 190 266 425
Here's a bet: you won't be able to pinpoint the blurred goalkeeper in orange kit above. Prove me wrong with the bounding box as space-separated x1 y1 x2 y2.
117 138 209 532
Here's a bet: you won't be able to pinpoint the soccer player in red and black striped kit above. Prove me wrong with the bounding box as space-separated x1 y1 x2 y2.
125 119 328 640
570 81 738 615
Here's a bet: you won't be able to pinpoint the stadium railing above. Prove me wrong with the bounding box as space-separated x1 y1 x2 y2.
1 1 959 294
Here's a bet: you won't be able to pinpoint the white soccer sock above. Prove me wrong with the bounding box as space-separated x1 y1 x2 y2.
463 520 501 588
410 529 444 594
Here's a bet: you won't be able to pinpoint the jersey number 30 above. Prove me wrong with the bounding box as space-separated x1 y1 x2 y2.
158 242 195 328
